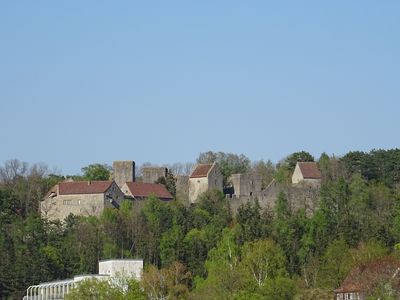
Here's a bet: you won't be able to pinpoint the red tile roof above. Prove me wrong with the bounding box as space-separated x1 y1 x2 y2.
190 163 213 178
335 257 400 294
298 162 321 179
125 182 173 200
58 181 113 195
334 283 363 294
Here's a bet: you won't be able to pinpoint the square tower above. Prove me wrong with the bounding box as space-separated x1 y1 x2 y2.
142 167 168 183
113 161 135 188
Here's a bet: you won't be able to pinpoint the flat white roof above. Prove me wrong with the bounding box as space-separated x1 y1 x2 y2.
99 259 143 262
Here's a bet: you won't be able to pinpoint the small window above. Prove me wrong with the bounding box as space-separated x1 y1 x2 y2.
250 192 253 196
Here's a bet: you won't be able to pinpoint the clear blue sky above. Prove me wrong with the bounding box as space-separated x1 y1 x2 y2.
1 1 399 175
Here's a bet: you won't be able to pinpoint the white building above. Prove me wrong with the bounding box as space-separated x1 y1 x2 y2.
24 259 143 300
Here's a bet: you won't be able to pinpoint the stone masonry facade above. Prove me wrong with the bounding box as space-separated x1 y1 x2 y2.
41 181 124 221
113 161 135 188
188 163 223 203
142 167 168 184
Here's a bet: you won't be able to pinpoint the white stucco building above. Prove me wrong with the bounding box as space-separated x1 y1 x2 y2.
24 259 143 300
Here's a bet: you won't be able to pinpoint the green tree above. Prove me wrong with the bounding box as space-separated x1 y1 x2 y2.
340 149 400 186
65 278 145 300
340 151 368 179
284 151 315 171
367 281 397 300
196 189 230 219
236 200 264 244
81 163 111 181
191 208 211 229
319 177 350 242
183 229 208 277
155 169 177 197
259 276 296 300
251 160 276 189
66 279 123 300
0 160 54 216
273 192 301 274
391 194 400 244
274 164 292 184
0 188 19 223
318 239 352 289
297 210 329 288
347 174 370 244
350 240 388 266
368 182 396 245
141 195 174 265
318 152 331 181
74 217 105 274
197 151 251 183
194 189 232 249
142 262 191 300
159 223 184 267
294 288 333 300
193 228 242 300
240 239 287 288
142 195 173 235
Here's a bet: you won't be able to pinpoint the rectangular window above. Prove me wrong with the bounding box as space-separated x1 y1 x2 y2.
345 293 359 300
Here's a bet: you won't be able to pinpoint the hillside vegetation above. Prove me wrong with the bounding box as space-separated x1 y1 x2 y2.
1 149 400 299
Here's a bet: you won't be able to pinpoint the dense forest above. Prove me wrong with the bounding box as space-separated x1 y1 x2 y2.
1 149 400 299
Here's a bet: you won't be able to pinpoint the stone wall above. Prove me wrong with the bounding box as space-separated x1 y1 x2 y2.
113 161 135 188
188 163 223 203
142 167 168 183
207 164 224 192
227 195 259 214
228 179 320 216
42 193 104 220
258 179 280 210
41 182 124 221
286 182 320 215
229 173 262 197
189 177 208 203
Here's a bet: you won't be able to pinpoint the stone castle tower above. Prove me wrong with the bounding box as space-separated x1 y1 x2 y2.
142 167 168 183
113 161 135 188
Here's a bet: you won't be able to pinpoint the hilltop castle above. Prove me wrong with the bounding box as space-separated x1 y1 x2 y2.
41 160 322 220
